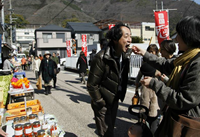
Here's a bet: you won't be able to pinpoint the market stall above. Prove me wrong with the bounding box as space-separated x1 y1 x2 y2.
0 70 65 136
8 80 34 104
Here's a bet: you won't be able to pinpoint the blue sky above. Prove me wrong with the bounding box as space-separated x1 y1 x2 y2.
194 0 200 5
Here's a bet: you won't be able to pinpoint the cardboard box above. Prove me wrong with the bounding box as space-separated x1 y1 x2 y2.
7 99 40 110
5 105 44 121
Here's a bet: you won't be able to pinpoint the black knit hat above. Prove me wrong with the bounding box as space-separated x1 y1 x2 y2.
140 62 156 77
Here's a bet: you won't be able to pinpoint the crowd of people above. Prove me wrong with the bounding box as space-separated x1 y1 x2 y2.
87 15 200 137
1 15 200 137
2 52 60 96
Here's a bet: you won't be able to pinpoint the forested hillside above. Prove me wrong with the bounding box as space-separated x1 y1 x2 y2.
3 0 200 35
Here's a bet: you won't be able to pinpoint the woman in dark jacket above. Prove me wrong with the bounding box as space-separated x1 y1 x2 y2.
39 51 57 95
76 51 88 84
132 16 200 137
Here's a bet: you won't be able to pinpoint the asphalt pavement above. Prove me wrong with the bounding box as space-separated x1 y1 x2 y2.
25 68 138 137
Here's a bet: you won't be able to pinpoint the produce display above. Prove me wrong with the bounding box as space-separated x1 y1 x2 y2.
11 77 30 88
0 73 13 105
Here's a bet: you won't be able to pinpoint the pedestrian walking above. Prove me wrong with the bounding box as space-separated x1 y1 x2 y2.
76 51 88 84
56 53 60 64
21 56 26 70
32 55 41 80
26 56 32 70
87 23 132 137
39 51 57 95
89 49 96 66
56 53 61 72
39 54 43 60
132 16 200 137
51 52 59 88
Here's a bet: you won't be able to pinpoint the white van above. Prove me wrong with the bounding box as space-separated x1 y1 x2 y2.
16 53 26 63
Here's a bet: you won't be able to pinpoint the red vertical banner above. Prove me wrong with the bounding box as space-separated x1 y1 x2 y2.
82 34 87 56
108 24 115 30
66 40 71 57
154 10 170 45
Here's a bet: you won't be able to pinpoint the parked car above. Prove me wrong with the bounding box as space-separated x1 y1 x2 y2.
16 53 26 63
60 58 66 66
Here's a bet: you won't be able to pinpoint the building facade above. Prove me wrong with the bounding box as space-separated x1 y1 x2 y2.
66 22 102 56
141 22 157 44
35 25 71 58
16 28 35 53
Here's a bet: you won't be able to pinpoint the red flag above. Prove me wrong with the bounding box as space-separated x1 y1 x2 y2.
109 24 115 30
81 34 87 56
66 40 71 57
154 10 170 45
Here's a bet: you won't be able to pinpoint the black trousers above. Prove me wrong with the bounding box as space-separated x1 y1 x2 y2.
22 64 26 70
91 99 119 137
53 75 57 87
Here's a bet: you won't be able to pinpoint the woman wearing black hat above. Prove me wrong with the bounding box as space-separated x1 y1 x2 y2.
39 51 57 95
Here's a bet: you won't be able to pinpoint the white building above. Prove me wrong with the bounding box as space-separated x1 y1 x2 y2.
129 22 157 44
16 28 35 53
141 22 157 44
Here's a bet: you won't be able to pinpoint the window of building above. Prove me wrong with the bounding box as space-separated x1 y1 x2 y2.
25 36 34 39
145 26 154 31
17 36 23 39
24 32 29 35
43 33 52 43
56 33 65 42
93 34 99 42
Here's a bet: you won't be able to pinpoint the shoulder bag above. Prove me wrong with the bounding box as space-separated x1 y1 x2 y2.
155 53 200 137
154 108 200 137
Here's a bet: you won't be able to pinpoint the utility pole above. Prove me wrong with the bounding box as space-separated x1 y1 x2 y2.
155 1 158 10
9 0 13 47
153 1 177 43
1 0 5 43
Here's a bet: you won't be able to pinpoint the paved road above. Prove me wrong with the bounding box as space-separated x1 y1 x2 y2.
26 69 138 137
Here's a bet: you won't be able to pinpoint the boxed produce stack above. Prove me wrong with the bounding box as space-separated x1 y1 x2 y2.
5 99 44 121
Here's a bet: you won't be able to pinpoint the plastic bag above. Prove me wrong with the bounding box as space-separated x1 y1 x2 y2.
36 76 42 90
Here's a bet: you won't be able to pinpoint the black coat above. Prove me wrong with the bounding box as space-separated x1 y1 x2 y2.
39 58 57 83
76 56 88 73
87 43 130 106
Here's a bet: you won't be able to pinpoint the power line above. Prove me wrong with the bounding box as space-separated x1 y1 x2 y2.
182 0 194 17
45 0 75 25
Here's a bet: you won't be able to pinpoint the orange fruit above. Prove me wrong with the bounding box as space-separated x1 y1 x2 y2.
25 84 29 88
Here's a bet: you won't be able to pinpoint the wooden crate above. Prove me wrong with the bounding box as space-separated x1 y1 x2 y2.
6 104 42 116
6 105 44 121
7 99 40 110
0 102 5 109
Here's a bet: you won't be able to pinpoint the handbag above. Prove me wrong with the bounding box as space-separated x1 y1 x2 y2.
155 108 200 137
54 68 59 75
36 76 42 90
